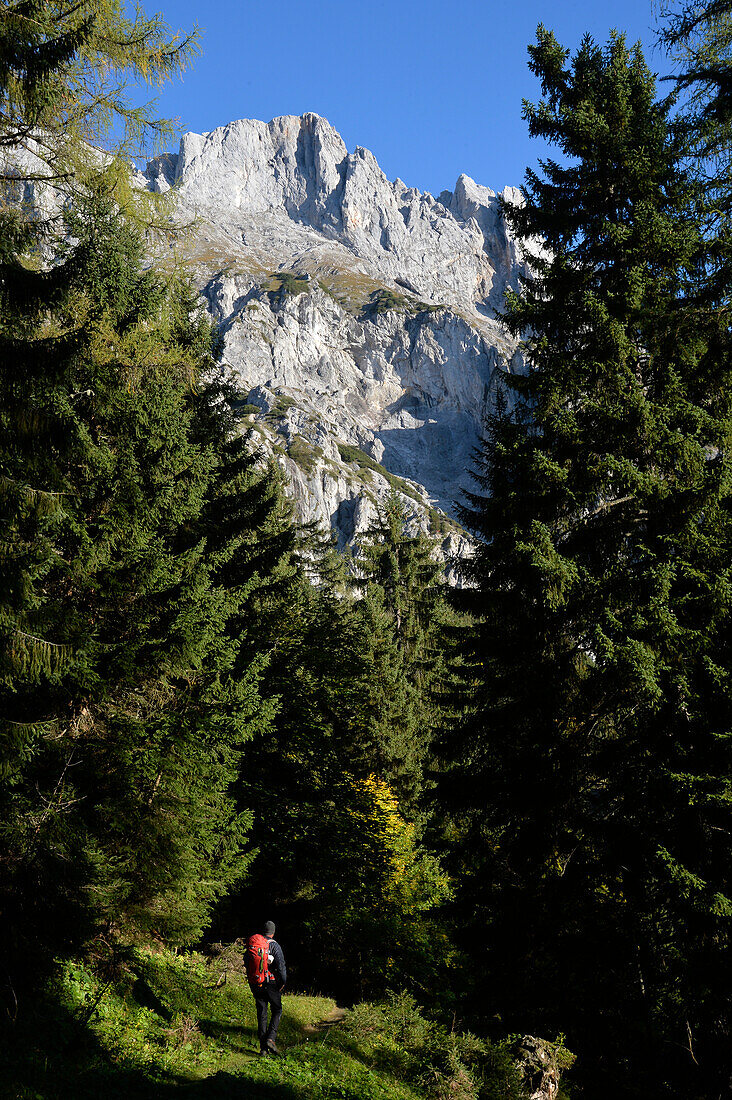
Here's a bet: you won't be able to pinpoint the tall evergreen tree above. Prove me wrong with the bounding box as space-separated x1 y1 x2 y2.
0 183 287 1025
348 492 448 806
0 1 198 157
0 0 296 1041
661 0 732 164
445 30 732 1097
233 497 454 997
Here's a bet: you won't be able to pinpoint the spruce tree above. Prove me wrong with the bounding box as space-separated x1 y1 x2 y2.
233 500 454 997
447 29 732 1097
0 184 286 1024
348 491 448 807
0 0 294 1038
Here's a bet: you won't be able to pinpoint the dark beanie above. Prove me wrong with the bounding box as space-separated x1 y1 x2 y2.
264 920 276 936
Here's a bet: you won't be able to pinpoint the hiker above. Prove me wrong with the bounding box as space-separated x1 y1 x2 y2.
246 920 287 1056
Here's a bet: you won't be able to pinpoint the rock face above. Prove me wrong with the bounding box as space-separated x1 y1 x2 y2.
140 113 528 559
511 1036 562 1100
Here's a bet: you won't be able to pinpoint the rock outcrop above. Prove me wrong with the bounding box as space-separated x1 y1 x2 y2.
511 1036 563 1100
143 113 529 558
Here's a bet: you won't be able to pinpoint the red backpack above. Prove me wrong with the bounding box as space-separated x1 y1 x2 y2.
246 934 271 987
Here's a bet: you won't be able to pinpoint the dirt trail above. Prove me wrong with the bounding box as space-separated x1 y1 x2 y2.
303 1006 347 1035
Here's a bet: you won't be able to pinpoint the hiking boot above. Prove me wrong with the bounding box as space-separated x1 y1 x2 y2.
267 1040 281 1056
258 1048 269 1057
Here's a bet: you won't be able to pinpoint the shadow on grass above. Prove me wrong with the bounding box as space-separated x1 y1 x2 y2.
5 1001 296 1100
322 1029 411 1082
10 1066 303 1100
196 1016 264 1056
182 1074 301 1099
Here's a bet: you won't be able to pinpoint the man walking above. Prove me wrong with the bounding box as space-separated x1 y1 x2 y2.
246 920 287 1056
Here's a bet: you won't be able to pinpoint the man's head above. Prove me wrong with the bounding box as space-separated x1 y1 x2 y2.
263 920 276 939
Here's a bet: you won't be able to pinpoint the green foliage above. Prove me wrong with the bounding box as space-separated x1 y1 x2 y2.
265 393 298 420
337 442 386 472
288 434 325 474
233 503 457 999
302 773 451 984
0 0 199 156
445 27 732 1098
336 443 423 502
660 1 732 170
267 271 310 297
0 0 298 1069
8 951 560 1100
365 289 441 317
367 288 411 314
5 949 436 1099
342 993 532 1100
0 184 293 1023
350 492 450 805
427 508 461 537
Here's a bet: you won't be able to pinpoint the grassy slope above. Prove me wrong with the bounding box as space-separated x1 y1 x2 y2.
6 949 426 1100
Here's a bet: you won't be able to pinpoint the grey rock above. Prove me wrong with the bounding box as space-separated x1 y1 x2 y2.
10 116 529 568
142 114 530 563
147 112 529 317
511 1036 562 1100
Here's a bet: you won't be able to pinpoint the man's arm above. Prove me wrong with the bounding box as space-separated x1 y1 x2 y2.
271 940 287 989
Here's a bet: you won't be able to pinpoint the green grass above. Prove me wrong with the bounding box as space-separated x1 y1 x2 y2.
6 950 426 1100
266 272 310 297
336 444 423 504
265 395 298 421
427 507 465 538
366 288 410 314
312 270 390 315
4 950 572 1100
287 435 324 475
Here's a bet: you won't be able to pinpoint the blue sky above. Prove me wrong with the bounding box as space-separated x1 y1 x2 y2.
142 1 672 196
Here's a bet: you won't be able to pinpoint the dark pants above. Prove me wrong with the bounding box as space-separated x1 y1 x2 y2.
250 982 282 1050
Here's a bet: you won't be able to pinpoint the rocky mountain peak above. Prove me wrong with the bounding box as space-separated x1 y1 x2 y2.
141 114 528 568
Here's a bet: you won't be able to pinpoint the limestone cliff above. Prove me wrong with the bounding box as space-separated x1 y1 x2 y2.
141 113 527 560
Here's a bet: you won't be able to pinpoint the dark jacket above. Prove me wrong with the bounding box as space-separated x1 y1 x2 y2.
266 937 287 988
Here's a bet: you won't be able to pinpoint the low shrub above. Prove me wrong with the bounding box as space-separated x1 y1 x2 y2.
367 288 410 314
341 992 528 1100
364 289 443 318
268 271 310 296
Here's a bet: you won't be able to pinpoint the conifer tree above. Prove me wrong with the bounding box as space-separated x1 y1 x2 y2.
0 1 198 159
0 183 286 1019
661 1 732 167
233 499 454 996
348 492 448 806
447 29 732 1097
0 0 294 1036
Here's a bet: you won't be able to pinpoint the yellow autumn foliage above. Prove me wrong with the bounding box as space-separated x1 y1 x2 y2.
343 774 451 917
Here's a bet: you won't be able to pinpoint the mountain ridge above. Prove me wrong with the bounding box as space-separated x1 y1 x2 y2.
138 113 528 563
